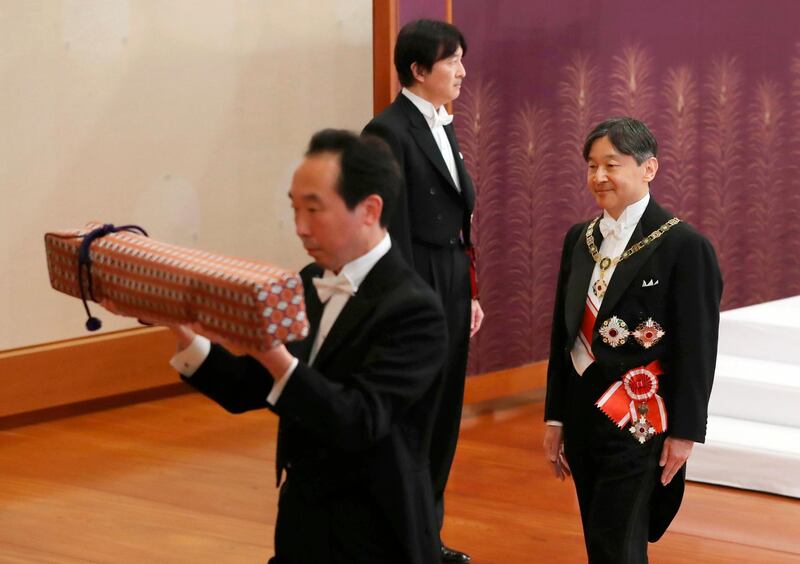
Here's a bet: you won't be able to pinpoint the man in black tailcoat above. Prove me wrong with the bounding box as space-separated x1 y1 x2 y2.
165 130 447 563
363 20 483 562
543 117 723 563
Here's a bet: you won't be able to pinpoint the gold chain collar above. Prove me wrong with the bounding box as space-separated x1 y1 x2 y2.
585 216 680 298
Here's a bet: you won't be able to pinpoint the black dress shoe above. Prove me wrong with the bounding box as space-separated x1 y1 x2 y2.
441 544 471 562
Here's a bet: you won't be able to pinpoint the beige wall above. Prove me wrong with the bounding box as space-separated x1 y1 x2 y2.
0 0 373 350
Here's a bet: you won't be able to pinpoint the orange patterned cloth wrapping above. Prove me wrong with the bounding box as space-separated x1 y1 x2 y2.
45 221 309 352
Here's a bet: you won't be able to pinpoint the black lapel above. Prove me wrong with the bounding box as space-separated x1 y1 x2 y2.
564 217 602 343
278 265 325 485
396 95 461 194
310 244 405 368
291 268 323 363
596 199 674 321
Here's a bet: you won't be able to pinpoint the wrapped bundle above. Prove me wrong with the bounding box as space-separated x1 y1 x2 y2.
45 221 309 352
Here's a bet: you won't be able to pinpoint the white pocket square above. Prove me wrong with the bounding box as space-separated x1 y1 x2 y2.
642 279 659 287
459 152 464 159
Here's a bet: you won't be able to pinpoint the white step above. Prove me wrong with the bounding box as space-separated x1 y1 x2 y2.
717 296 800 366
710 354 800 427
687 415 800 498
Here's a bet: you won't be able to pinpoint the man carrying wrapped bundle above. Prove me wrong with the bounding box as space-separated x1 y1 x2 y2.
99 130 448 563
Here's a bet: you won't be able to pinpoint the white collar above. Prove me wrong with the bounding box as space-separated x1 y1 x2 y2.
401 88 452 129
330 232 391 292
603 192 650 230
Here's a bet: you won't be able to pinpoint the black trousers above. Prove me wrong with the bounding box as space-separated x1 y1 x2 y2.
269 474 404 564
563 364 664 564
412 241 471 533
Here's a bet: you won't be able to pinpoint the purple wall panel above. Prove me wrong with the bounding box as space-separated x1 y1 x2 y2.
399 0 446 27
454 0 800 374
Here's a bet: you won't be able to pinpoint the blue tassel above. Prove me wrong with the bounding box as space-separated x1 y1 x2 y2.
77 223 148 331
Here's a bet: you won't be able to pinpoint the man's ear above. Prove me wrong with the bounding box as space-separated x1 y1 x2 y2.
643 157 659 183
359 194 384 226
410 62 427 83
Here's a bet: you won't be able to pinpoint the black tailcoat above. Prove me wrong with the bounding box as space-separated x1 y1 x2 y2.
363 93 475 261
185 244 447 564
546 198 722 550
363 94 476 524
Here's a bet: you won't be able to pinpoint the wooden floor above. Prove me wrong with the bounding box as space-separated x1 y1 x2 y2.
0 389 798 563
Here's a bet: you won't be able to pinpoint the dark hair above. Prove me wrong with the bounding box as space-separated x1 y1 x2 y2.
583 117 658 165
306 129 400 227
394 19 467 87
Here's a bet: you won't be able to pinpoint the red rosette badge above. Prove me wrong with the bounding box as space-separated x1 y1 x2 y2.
595 360 668 443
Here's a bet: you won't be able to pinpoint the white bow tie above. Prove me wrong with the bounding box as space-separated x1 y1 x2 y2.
312 272 356 303
430 111 453 129
599 217 625 240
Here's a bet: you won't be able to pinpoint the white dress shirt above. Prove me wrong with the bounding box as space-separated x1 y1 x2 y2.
569 192 650 375
307 233 391 364
547 193 650 428
171 233 392 405
401 87 461 191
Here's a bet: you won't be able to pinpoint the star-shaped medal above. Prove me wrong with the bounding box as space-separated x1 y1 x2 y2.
598 316 629 348
633 318 665 349
629 415 656 444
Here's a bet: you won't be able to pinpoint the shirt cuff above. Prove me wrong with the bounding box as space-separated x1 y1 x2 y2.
169 335 211 376
546 420 563 427
266 357 299 405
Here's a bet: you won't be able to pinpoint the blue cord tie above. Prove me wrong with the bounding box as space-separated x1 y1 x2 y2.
77 223 148 331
